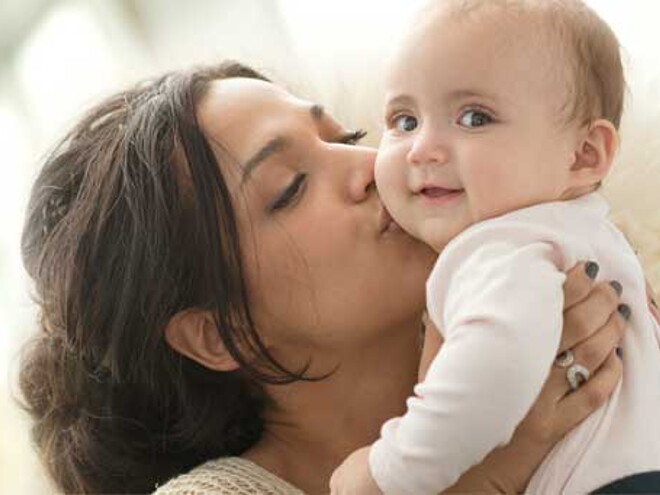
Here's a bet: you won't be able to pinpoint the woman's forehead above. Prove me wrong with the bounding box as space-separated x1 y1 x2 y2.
206 77 294 110
197 78 307 151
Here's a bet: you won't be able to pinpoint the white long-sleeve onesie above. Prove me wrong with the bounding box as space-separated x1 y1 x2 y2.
369 193 660 494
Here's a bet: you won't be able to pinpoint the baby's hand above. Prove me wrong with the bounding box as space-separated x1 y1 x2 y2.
329 446 382 495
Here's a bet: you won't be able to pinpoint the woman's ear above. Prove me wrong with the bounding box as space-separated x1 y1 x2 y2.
569 119 619 188
164 308 240 371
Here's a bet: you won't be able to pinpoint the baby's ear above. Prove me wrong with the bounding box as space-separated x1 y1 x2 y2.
164 308 240 371
569 119 619 188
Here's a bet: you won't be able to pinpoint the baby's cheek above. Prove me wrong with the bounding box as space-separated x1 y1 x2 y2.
463 167 504 211
375 152 405 198
375 142 399 174
466 161 536 219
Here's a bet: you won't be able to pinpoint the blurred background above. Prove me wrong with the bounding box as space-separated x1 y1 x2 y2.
1 1 659 492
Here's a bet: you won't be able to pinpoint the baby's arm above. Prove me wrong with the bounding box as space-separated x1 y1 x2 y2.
370 226 572 494
329 319 444 495
419 316 443 382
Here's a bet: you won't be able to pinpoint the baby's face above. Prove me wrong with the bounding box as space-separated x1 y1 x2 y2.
375 8 582 251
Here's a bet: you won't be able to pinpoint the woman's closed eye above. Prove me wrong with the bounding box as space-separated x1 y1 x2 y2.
269 173 307 211
339 129 367 145
269 129 366 212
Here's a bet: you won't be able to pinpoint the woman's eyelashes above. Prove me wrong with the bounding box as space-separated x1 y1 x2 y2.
268 129 366 212
339 129 367 145
269 173 307 211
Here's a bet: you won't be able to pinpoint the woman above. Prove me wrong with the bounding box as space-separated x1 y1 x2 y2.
19 61 633 494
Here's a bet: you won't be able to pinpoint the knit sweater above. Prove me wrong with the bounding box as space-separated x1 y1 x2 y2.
154 457 304 494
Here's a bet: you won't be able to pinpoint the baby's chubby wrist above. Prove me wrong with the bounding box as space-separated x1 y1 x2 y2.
329 446 383 495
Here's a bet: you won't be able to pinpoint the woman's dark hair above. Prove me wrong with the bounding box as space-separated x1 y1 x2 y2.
19 61 306 493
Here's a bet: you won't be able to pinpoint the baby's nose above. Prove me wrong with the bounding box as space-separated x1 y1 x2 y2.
407 132 450 166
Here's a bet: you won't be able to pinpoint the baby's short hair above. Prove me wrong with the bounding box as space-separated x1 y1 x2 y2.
442 0 625 129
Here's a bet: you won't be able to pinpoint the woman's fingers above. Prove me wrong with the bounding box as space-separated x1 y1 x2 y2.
550 310 627 400
523 262 627 450
563 261 599 309
554 351 623 435
559 280 622 352
646 278 659 307
646 278 660 325
517 332 624 446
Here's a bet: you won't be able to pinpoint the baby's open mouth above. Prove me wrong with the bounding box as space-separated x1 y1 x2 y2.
417 186 464 205
419 187 464 199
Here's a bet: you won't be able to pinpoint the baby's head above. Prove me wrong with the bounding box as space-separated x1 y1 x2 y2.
376 0 624 251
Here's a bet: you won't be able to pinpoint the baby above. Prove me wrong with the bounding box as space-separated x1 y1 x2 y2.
331 0 660 493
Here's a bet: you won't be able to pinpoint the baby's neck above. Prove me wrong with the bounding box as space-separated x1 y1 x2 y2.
560 183 600 202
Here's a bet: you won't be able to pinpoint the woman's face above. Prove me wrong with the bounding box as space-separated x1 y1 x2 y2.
197 78 435 369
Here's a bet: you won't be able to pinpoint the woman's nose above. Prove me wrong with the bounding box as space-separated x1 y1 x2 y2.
347 146 377 203
406 130 450 166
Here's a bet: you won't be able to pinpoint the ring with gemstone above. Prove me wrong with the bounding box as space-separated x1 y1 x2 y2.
566 364 590 390
555 349 575 368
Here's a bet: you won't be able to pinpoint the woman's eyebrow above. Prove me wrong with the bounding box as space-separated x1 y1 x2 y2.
241 105 324 185
241 136 290 185
309 103 325 121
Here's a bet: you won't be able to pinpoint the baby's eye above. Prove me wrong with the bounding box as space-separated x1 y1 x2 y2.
457 109 493 128
393 114 419 133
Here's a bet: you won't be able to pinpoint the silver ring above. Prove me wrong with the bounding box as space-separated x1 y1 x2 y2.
555 349 575 368
566 364 590 390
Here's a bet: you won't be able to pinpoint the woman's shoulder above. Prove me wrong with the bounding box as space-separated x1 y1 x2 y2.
154 456 304 495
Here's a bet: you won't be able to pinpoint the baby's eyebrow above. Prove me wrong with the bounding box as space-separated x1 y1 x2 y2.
445 88 499 103
384 94 416 109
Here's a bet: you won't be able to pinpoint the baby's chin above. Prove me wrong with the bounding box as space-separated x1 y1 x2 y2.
416 219 471 254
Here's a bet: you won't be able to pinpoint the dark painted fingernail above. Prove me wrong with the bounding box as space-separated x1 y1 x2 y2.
617 303 631 320
585 261 599 279
610 280 623 297
616 347 623 359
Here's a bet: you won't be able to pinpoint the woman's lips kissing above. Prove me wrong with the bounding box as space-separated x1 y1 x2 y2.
379 206 403 234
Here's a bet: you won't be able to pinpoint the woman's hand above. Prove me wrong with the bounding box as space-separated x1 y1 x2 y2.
645 277 660 324
446 261 627 494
